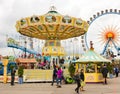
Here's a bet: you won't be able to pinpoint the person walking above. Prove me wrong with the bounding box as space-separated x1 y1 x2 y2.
59 57 65 68
11 66 16 86
80 69 85 91
101 64 108 84
115 66 119 77
51 64 57 86
56 67 62 88
61 68 65 84
18 65 24 84
74 70 81 94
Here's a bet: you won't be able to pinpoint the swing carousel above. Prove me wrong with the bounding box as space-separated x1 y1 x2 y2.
15 6 89 64
13 6 89 82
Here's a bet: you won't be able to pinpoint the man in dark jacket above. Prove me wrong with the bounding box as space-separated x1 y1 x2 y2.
51 65 57 86
74 71 81 94
115 66 119 77
101 65 108 84
80 69 85 91
11 67 16 86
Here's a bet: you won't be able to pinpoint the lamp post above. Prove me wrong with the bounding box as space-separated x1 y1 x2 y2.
73 40 74 59
69 39 73 59
73 37 78 60
24 40 27 58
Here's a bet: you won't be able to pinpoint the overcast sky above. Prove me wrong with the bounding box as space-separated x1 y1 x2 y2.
0 0 120 56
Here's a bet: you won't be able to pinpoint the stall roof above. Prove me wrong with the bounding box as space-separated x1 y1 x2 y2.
75 50 111 63
16 58 37 63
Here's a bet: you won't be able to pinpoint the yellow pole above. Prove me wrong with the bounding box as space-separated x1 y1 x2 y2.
2 59 8 84
76 63 79 72
95 64 97 73
84 64 86 73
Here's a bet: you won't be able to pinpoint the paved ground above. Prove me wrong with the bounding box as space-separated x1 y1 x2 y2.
0 75 120 94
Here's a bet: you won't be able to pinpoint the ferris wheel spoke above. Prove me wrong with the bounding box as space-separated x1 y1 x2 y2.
82 9 120 56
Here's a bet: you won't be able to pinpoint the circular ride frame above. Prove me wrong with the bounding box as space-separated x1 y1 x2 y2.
81 9 120 53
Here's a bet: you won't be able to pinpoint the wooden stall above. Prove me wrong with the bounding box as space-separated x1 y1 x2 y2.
75 42 111 83
16 58 37 69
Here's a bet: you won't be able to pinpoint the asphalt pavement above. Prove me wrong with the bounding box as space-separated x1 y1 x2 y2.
0 74 120 94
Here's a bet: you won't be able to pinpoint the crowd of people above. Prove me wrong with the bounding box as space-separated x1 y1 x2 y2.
101 64 120 85
51 64 64 88
10 59 119 94
50 62 86 94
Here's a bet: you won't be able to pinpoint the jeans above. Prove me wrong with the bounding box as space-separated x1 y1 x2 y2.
18 77 23 84
56 78 62 85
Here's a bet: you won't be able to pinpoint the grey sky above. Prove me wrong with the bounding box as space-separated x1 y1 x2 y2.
0 0 120 56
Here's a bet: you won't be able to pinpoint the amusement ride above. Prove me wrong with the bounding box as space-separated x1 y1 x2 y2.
15 6 89 64
81 9 120 59
2 6 120 83
7 36 42 58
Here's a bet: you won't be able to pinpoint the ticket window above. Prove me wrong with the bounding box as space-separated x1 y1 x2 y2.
85 63 95 73
97 64 102 73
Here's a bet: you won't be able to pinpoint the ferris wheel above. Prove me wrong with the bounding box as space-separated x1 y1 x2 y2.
81 9 120 57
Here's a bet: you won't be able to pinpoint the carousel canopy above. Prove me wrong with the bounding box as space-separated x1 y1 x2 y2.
15 6 89 40
75 50 111 63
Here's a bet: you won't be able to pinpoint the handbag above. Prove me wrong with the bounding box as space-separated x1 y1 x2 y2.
81 80 86 87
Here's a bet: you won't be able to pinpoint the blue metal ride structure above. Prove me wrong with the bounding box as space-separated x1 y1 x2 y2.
102 38 120 56
0 61 17 75
81 9 120 56
7 38 41 56
7 43 39 55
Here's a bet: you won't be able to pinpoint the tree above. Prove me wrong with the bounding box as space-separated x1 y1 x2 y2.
68 63 75 77
18 66 24 77
107 64 113 74
18 66 24 84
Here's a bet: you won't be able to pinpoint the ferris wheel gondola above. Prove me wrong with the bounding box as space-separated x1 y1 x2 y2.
81 9 120 57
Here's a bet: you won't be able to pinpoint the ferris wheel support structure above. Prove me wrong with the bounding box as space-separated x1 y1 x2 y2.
102 38 120 55
81 9 120 56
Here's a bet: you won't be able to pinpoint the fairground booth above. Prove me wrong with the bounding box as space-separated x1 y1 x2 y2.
16 58 37 69
75 41 111 83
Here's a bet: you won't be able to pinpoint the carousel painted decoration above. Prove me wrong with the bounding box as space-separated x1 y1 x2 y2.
15 6 89 56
